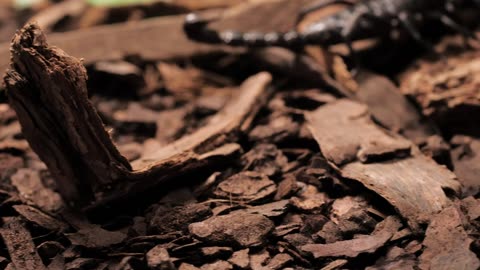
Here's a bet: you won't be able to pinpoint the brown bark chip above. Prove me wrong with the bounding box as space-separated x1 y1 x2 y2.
306 99 461 228
450 135 480 196
146 245 175 270
399 42 480 136
66 227 127 249
228 249 250 269
305 99 412 165
0 217 47 270
189 211 274 248
340 156 460 227
10 168 63 212
214 171 277 204
244 200 289 218
419 206 480 270
148 203 212 234
13 205 69 232
355 71 434 143
301 216 402 259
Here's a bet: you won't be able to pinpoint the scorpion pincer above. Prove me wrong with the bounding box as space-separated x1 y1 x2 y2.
183 0 480 52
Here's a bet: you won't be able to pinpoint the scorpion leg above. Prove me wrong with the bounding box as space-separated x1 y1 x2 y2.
338 7 372 71
296 0 356 25
397 13 435 52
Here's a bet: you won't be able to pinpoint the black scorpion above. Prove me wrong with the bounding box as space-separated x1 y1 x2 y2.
183 0 480 53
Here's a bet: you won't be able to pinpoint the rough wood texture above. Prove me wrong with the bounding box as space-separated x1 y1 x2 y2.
340 156 460 227
306 99 412 166
355 71 434 143
451 135 480 196
0 14 232 79
306 99 461 229
419 206 480 270
5 24 132 206
0 217 47 270
301 216 401 259
4 23 272 209
399 41 480 137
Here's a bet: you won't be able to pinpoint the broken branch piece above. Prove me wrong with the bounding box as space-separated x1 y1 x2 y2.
4 23 272 209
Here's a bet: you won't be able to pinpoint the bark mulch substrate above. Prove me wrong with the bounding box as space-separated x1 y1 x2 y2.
0 1 480 270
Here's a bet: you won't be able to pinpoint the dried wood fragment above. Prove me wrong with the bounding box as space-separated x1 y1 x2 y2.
306 100 461 229
341 156 460 227
0 15 234 79
450 135 480 196
228 249 250 269
146 245 175 270
66 225 127 249
301 216 401 259
11 168 63 212
320 259 348 270
4 23 272 209
400 46 480 113
13 205 69 232
188 211 274 248
0 217 47 270
306 99 412 165
213 171 277 204
399 43 480 136
419 206 480 270
355 71 434 143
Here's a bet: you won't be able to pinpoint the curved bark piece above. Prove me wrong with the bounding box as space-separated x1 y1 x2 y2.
4 23 272 209
306 99 461 230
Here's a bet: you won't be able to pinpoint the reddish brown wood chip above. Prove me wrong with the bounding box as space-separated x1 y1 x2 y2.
0 217 47 270
340 156 460 228
306 99 461 228
419 206 480 270
399 43 480 136
13 205 68 232
228 248 250 269
301 216 401 259
201 246 233 259
356 71 434 143
241 144 288 177
462 196 480 221
450 135 480 196
244 200 289 218
400 48 480 114
146 245 175 270
214 171 277 204
265 253 293 269
189 211 274 248
290 185 330 212
10 168 63 212
305 99 412 165
66 224 127 249
148 203 212 234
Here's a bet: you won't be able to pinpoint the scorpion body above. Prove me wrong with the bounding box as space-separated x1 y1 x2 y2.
184 0 479 50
